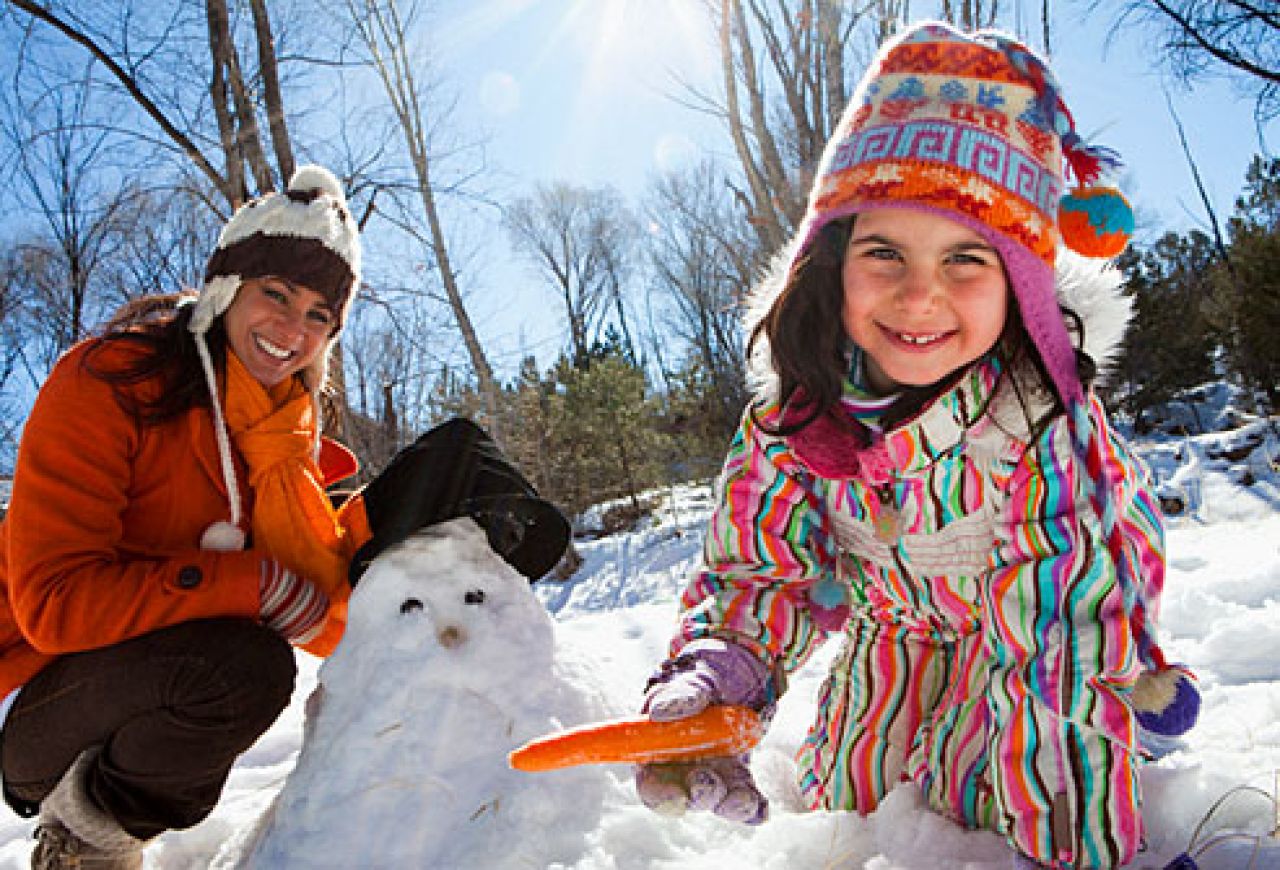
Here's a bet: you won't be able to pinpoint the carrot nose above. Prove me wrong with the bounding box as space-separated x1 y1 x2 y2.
437 625 466 648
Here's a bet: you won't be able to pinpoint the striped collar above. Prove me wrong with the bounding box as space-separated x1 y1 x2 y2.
877 357 1004 473
780 354 1008 480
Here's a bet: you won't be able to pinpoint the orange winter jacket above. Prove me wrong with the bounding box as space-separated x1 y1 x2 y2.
0 338 369 698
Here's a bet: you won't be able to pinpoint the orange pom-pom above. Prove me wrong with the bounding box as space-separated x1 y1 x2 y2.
1059 186 1134 258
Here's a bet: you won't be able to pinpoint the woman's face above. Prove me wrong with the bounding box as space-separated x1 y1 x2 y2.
222 277 335 387
840 207 1009 396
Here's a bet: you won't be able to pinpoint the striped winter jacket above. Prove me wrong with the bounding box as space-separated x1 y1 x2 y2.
671 353 1165 844
676 353 1164 664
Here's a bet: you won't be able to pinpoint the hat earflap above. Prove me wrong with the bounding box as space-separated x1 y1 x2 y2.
189 274 243 336
1067 401 1200 737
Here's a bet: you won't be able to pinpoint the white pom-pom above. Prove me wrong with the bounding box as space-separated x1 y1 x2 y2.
200 521 246 552
1132 667 1179 712
288 165 346 203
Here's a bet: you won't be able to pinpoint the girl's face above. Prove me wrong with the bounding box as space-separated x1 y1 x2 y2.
840 207 1008 396
223 277 335 387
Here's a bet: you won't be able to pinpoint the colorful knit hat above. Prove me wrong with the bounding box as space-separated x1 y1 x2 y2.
188 165 362 552
793 21 1194 735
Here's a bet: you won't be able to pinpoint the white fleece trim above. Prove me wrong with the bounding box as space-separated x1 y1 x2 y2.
189 274 243 337
214 165 361 281
41 750 147 852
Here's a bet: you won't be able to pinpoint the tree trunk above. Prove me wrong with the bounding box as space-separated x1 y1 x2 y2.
205 0 274 195
719 0 787 253
249 0 296 182
206 0 248 203
350 0 503 438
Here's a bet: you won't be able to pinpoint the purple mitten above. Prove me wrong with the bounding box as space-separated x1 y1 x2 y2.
635 638 775 825
642 638 774 720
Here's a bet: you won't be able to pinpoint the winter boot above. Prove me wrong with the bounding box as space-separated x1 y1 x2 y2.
31 751 145 870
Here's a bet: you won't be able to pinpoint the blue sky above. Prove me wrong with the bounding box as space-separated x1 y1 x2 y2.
425 0 1275 374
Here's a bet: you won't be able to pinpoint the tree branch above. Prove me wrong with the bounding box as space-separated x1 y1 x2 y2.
1151 0 1280 85
9 0 233 205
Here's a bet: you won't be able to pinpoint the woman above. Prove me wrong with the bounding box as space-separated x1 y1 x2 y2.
0 166 568 868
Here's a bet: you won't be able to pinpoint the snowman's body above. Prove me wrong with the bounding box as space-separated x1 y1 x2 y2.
234 520 611 869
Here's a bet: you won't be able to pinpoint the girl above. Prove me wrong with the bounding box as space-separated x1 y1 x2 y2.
0 166 567 868
636 21 1196 869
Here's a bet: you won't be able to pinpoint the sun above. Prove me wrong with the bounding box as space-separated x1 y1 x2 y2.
552 0 717 97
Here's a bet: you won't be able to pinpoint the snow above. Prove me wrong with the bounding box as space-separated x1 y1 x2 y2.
3 424 1280 868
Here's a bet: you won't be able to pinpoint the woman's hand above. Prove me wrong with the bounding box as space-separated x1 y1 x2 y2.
259 559 328 645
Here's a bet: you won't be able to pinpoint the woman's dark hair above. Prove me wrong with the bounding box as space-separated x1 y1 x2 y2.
749 215 1096 440
83 293 224 425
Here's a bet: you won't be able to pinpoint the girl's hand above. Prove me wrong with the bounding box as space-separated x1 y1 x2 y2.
635 638 775 825
635 754 766 824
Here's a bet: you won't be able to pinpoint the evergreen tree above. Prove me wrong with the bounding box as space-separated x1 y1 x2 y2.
545 335 671 516
1108 233 1219 432
1215 157 1280 411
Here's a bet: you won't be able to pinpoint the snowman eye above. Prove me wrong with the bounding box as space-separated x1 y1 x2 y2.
464 589 485 605
400 598 423 614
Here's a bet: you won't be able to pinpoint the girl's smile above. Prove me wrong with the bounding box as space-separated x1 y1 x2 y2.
840 207 1009 396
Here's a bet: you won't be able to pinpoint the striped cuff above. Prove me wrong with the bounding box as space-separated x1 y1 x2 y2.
259 560 328 645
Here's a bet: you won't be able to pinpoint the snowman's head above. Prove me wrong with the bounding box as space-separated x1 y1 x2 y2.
340 517 555 687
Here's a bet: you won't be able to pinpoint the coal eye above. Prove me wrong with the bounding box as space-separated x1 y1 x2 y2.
400 598 423 614
464 589 485 605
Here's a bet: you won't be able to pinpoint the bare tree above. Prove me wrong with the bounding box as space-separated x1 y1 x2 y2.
247 0 296 181
0 250 26 469
505 183 640 367
0 67 136 369
680 0 882 257
1111 0 1280 123
106 187 221 299
645 160 750 432
940 0 1001 29
7 0 320 209
341 0 504 436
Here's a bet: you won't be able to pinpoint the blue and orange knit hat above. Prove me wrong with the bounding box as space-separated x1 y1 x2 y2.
792 21 1195 735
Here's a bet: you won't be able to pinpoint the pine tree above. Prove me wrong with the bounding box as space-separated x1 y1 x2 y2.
1214 157 1280 412
545 335 671 517
1108 233 1219 432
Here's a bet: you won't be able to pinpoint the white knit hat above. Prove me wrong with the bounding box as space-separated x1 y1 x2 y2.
190 165 362 551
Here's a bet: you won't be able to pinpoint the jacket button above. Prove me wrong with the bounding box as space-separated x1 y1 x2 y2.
177 566 203 589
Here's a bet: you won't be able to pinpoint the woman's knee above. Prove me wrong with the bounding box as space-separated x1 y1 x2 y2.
161 619 297 732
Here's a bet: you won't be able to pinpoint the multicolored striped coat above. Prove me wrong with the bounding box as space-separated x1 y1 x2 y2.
671 355 1165 868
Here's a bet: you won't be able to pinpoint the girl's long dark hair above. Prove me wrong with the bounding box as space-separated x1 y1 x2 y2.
748 219 853 436
748 216 1096 441
83 293 225 425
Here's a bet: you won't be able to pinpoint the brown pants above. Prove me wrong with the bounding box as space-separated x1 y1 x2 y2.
0 618 296 840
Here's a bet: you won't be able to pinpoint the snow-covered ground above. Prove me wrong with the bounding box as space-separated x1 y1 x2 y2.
1 418 1278 869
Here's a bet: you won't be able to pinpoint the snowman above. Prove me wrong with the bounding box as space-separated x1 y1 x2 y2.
230 518 613 869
